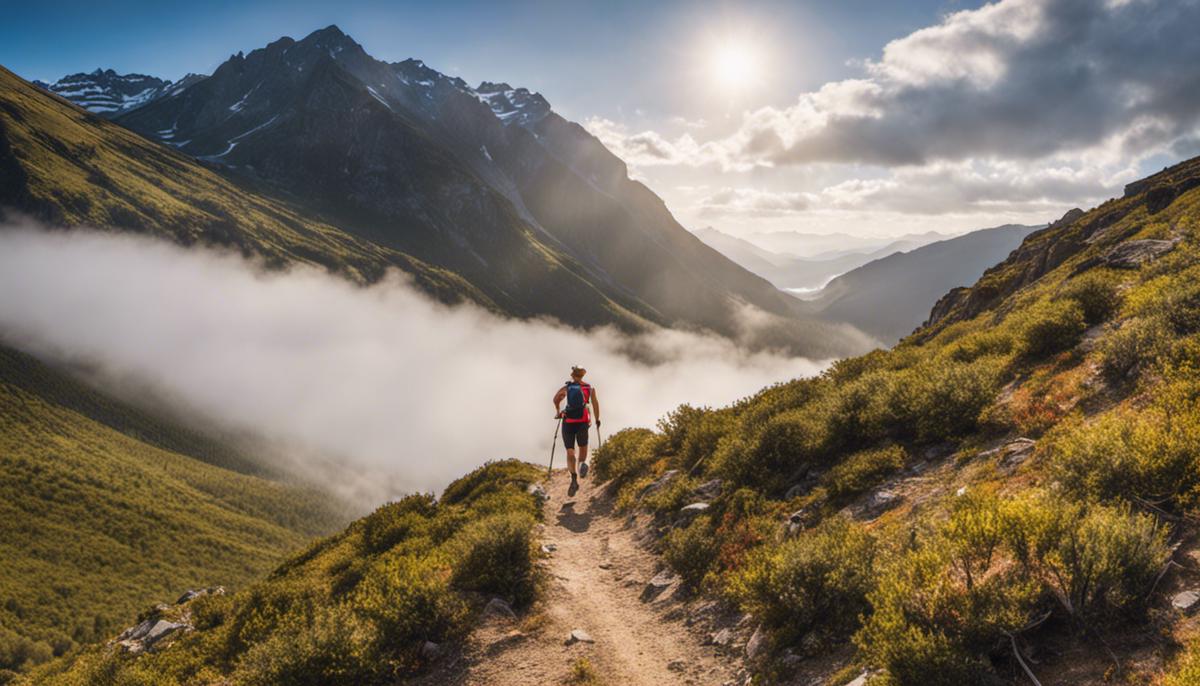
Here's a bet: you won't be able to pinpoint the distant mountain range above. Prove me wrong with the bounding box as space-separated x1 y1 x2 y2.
694 226 957 292
13 27 867 357
31 69 206 116
800 224 1042 343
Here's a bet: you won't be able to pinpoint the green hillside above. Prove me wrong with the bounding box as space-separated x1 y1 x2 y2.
0 345 344 677
29 460 543 686
591 157 1200 684
0 65 492 309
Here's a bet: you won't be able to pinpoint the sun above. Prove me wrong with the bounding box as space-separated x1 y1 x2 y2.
709 39 763 93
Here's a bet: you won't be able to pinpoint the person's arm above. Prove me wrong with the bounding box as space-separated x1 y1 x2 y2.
591 387 601 426
553 387 566 418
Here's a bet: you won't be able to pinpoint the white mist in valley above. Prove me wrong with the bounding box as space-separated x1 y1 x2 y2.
0 226 832 504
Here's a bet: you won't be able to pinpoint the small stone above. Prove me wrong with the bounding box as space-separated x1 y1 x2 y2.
710 628 734 647
693 479 723 499
641 569 677 602
142 620 185 649
527 483 549 502
845 671 872 686
420 640 442 660
566 628 595 645
956 486 968 497
668 658 687 672
745 625 766 660
1173 590 1200 614
598 561 613 569
484 597 517 619
541 543 557 553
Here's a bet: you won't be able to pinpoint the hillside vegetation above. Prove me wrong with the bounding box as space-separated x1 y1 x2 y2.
29 460 544 686
593 156 1200 684
0 346 344 679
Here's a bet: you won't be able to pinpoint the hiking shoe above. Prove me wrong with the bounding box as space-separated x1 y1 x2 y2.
578 461 589 479
568 475 579 497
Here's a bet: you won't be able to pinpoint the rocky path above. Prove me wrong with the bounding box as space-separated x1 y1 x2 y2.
418 469 744 685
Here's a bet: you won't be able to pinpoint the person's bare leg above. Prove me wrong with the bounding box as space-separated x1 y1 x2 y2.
578 444 588 468
567 448 577 475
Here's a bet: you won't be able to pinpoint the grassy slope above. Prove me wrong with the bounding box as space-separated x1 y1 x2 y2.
0 66 490 308
29 460 543 686
0 345 344 675
590 156 1200 684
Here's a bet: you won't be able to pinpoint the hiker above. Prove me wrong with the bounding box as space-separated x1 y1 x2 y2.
554 365 600 496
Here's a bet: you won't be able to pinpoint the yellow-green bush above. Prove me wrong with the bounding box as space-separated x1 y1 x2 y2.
730 517 876 646
1164 640 1200 686
591 428 661 486
823 445 906 500
1047 403 1200 509
662 515 717 588
1098 316 1169 382
1058 270 1123 325
1004 495 1167 619
1016 299 1087 358
448 512 537 606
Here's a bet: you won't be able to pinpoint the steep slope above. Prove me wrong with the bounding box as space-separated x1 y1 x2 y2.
804 224 1041 343
585 154 1200 685
0 344 344 675
108 26 856 349
29 461 545 686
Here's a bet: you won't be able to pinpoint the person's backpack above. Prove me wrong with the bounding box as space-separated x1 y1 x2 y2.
563 381 588 421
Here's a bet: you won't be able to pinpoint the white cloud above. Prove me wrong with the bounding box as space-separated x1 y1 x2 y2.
698 187 816 217
0 227 832 506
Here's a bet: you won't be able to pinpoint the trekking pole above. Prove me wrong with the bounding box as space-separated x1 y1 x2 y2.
547 416 562 477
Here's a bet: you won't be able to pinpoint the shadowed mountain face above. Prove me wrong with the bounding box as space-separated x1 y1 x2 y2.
95 25 854 351
801 224 1042 343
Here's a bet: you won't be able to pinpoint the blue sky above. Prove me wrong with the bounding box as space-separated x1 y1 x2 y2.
5 0 1198 240
4 0 974 121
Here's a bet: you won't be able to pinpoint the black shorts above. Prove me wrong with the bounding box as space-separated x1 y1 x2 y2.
562 421 589 449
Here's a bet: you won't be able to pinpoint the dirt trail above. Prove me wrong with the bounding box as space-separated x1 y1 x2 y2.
420 469 743 686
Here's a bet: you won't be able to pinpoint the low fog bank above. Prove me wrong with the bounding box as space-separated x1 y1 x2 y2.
0 226 833 504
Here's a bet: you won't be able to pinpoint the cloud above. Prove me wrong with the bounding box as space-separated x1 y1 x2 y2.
0 226 832 506
817 159 1136 214
583 117 732 169
698 187 815 217
725 0 1200 168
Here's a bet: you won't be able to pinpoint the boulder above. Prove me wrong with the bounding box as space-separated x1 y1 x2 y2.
847 489 901 521
526 483 549 502
638 470 680 501
143 620 185 647
483 597 517 620
1102 239 1178 269
846 671 872 686
566 628 595 645
676 502 710 526
1173 590 1200 614
745 625 766 660
420 640 442 660
641 569 678 602
692 479 723 500
981 438 1036 472
175 586 225 605
709 628 735 648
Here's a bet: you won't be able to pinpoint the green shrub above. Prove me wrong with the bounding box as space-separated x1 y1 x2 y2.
1017 299 1087 358
724 407 830 493
908 357 1005 442
824 445 906 500
663 515 717 588
1047 405 1200 508
1005 495 1167 619
447 512 537 606
1164 640 1200 686
857 511 1037 685
235 605 380 686
730 517 876 646
1160 280 1200 334
360 494 437 554
1059 271 1122 325
1098 317 1168 382
591 428 661 486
